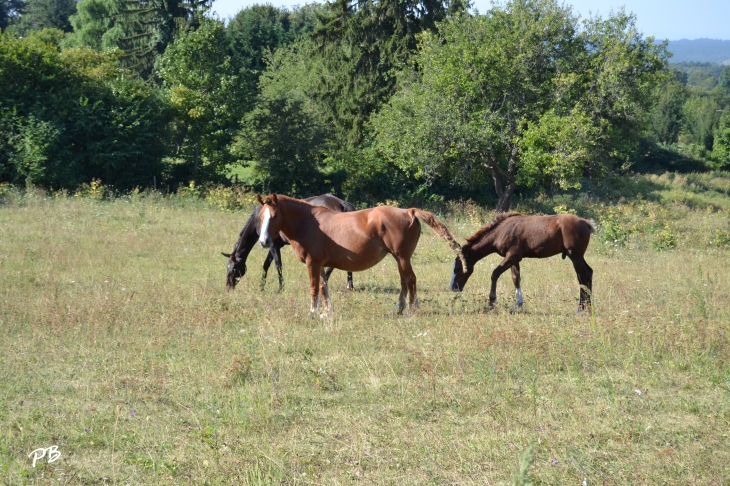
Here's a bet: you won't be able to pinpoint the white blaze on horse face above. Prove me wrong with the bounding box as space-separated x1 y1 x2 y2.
515 288 524 306
258 207 271 246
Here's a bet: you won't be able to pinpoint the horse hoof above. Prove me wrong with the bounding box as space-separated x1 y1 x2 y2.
510 305 523 314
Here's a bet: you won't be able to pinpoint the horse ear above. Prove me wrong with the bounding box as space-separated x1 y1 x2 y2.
256 194 264 206
271 194 278 205
221 252 232 258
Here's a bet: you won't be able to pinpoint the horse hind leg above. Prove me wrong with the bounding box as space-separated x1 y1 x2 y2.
570 256 593 311
511 263 524 312
319 268 334 315
395 257 417 315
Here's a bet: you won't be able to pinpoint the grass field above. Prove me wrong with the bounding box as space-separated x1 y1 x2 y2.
1 192 729 485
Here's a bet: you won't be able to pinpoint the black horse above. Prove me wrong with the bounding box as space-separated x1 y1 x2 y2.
223 194 356 292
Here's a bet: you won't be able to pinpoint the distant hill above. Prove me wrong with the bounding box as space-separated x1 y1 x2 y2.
667 39 730 64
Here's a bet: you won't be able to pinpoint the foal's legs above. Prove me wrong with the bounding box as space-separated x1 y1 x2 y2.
490 256 518 307
569 255 593 310
395 257 417 314
511 264 524 309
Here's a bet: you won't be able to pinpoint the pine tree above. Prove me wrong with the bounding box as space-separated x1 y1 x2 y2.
114 0 211 79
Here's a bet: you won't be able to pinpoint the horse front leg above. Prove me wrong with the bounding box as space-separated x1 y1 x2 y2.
346 272 354 291
272 242 285 292
511 263 524 311
307 262 322 314
490 258 514 308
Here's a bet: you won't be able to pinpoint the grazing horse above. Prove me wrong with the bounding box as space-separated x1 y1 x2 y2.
256 194 466 315
450 212 596 311
223 194 355 292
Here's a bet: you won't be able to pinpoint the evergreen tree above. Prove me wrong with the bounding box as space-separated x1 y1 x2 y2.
114 0 211 79
7 0 75 34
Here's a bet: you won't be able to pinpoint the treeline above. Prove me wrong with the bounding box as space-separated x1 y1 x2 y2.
643 62 730 172
2 0 729 209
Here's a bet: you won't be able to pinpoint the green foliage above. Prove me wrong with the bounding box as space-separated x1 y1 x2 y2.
712 111 730 169
370 0 667 211
0 33 169 189
226 4 315 76
720 66 730 94
62 0 120 51
157 18 248 182
0 0 25 31
652 223 678 251
648 80 688 144
6 0 76 35
681 95 721 151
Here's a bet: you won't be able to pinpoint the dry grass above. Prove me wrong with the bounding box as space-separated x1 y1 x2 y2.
1 195 729 485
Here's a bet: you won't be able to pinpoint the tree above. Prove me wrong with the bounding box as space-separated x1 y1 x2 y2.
7 0 75 34
370 0 668 211
0 0 25 31
648 80 688 144
64 0 211 79
1 33 168 188
115 0 211 79
719 65 730 94
157 18 247 180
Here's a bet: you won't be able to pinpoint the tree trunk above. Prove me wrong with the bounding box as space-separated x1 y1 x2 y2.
193 140 200 175
489 156 517 213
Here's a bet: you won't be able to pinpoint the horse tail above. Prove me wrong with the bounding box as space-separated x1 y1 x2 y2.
409 209 467 272
585 219 597 234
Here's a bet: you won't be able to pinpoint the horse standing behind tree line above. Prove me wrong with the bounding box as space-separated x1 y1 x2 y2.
223 194 355 292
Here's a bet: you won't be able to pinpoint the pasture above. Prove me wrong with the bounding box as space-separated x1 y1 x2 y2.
1 192 729 484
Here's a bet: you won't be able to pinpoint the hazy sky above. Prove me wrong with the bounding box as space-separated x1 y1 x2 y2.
210 0 730 41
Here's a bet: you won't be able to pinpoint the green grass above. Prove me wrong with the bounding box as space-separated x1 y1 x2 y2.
1 194 729 484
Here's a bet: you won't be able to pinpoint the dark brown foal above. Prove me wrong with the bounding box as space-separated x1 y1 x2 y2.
450 212 596 311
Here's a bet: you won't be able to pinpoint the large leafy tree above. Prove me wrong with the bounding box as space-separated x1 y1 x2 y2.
648 80 689 145
1 32 168 188
157 18 247 180
370 0 668 211
234 0 467 198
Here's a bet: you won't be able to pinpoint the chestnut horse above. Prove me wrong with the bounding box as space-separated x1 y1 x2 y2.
256 194 466 314
223 194 355 291
450 212 596 311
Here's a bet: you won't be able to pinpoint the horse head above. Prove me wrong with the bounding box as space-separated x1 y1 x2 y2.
256 194 280 248
450 251 474 292
222 252 247 290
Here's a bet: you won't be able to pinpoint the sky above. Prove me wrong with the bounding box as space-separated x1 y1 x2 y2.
209 0 730 41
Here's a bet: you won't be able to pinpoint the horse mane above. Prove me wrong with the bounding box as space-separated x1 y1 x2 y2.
466 212 522 244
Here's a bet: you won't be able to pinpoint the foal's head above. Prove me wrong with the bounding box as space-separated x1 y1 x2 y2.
450 252 474 292
256 194 281 248
222 252 246 290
